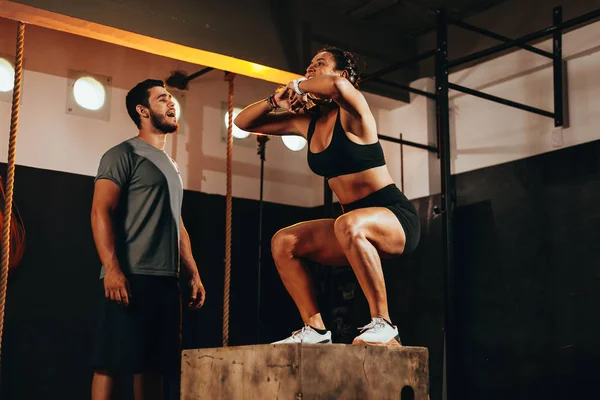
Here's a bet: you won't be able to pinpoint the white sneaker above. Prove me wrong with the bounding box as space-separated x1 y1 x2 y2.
271 325 332 344
352 318 402 346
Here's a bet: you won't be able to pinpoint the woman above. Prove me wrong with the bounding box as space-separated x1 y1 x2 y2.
234 47 420 346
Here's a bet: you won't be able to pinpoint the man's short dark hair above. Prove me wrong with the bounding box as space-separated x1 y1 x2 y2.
126 79 165 129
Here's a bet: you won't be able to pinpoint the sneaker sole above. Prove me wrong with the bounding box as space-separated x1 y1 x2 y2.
352 336 402 347
271 339 332 345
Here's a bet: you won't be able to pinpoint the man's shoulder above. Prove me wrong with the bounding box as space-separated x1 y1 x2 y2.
101 138 138 160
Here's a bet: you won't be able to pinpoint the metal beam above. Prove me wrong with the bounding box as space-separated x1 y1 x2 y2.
372 78 436 99
448 83 555 119
448 17 553 59
553 6 564 127
449 7 600 69
378 134 438 153
436 8 456 400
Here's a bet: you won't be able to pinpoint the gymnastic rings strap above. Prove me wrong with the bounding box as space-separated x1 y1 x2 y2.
0 21 26 372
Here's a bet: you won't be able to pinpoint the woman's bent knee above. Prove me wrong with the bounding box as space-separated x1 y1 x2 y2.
334 214 366 246
271 229 298 261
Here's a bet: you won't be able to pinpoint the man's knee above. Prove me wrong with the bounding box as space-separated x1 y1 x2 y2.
93 369 115 379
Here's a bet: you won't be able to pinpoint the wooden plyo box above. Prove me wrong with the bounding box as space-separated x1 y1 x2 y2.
181 344 429 400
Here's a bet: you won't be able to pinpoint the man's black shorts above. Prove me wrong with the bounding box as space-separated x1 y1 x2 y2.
91 274 181 375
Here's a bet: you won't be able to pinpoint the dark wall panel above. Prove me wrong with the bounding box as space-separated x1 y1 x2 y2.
453 139 600 400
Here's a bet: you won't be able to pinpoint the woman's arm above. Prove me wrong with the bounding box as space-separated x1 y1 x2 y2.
294 75 371 120
293 75 376 139
234 93 308 137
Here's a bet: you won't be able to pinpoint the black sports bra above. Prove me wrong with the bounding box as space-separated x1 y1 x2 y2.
307 109 386 180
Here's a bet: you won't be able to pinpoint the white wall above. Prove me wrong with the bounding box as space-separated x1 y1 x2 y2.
388 18 600 197
0 18 404 207
449 19 600 175
385 78 438 200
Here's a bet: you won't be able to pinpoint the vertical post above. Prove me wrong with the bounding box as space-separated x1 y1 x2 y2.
323 178 333 218
553 6 564 127
436 8 455 400
223 72 236 347
399 133 404 192
323 177 334 332
256 135 268 343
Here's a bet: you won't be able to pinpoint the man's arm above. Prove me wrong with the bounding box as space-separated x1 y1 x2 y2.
180 218 205 308
91 179 130 306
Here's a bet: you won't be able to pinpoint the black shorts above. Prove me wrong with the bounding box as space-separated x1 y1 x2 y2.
342 184 421 254
91 274 181 375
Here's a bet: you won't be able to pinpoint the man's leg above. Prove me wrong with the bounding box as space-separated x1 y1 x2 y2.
91 370 115 400
127 276 180 400
91 275 160 400
133 373 163 400
91 279 119 400
156 277 182 399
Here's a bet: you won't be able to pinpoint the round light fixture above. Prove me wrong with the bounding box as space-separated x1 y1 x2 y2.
225 108 251 139
0 58 15 93
73 76 106 110
282 135 307 151
172 96 182 119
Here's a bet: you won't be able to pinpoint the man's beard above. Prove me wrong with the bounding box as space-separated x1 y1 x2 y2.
150 110 179 134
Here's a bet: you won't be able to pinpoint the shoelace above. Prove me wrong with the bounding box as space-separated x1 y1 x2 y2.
289 325 312 340
357 319 386 333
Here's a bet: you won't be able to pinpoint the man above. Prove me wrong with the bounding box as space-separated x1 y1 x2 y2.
90 79 205 400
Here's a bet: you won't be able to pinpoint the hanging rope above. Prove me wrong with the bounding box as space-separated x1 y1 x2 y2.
0 21 26 368
223 72 235 347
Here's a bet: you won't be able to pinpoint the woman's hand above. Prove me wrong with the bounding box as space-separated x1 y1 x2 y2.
273 84 308 113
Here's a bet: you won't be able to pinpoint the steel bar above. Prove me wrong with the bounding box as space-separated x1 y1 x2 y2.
448 83 555 119
448 17 553 59
378 134 438 153
449 7 600 68
553 7 564 127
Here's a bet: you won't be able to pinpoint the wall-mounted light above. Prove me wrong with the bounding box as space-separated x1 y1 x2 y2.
66 69 112 121
73 76 105 110
0 57 15 93
221 103 254 147
167 88 186 135
0 56 16 104
172 96 182 120
224 107 251 139
282 135 307 151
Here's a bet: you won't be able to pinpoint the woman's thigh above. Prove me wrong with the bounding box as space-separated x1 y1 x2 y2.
272 219 349 266
334 207 407 258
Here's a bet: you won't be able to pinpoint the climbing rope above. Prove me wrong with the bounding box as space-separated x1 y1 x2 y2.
0 21 26 367
223 72 235 346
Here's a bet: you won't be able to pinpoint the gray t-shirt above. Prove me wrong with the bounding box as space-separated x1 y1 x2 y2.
95 137 183 278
